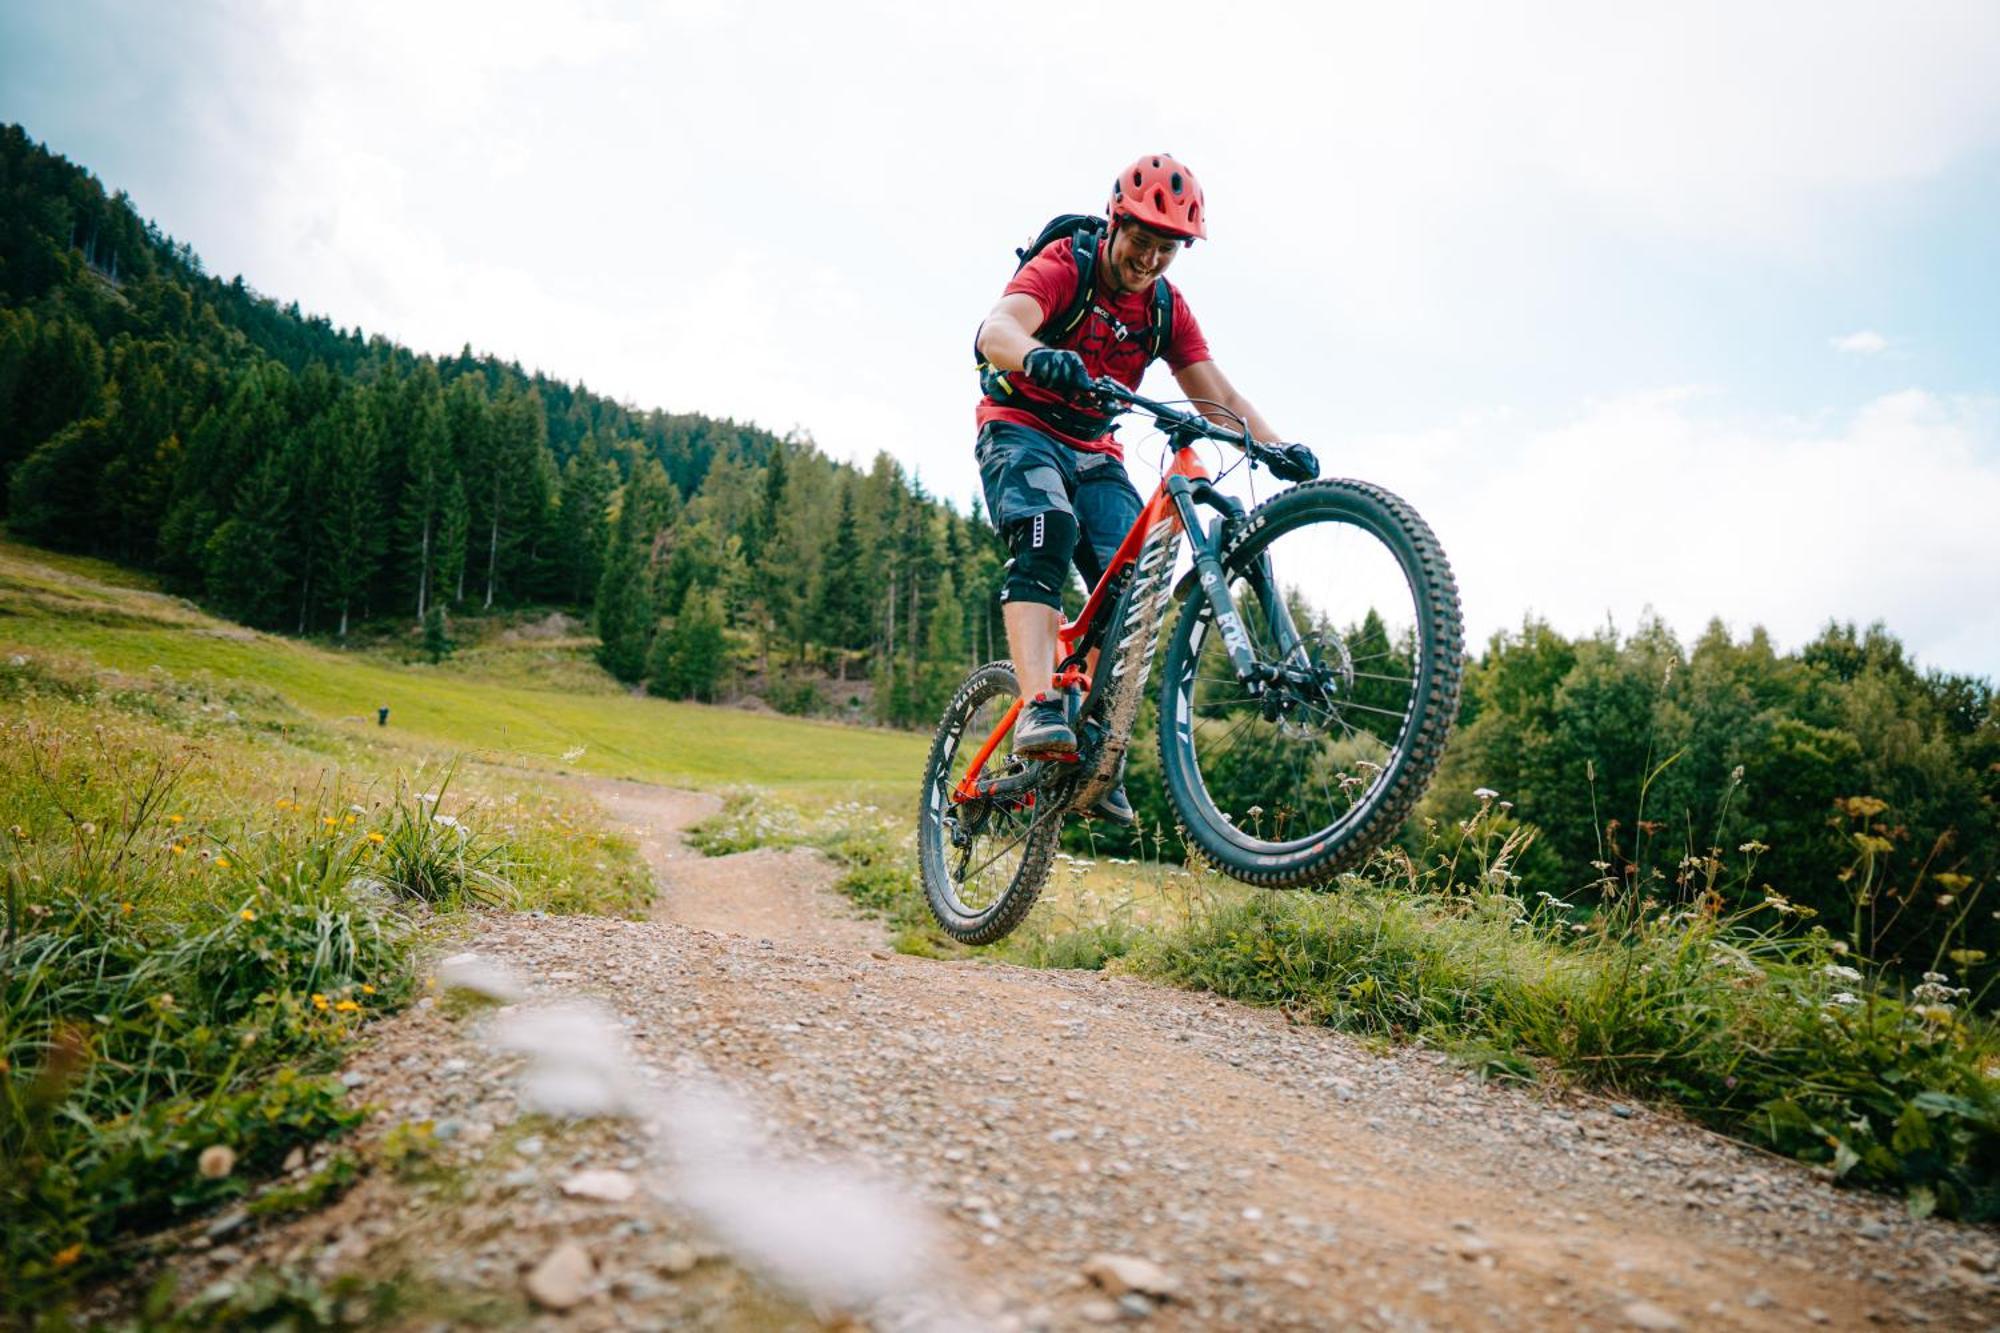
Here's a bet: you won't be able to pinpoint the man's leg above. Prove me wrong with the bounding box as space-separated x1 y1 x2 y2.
1003 600 1062 708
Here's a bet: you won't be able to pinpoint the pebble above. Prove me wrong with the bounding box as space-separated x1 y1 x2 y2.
524 1241 594 1310
658 1242 700 1275
1082 1254 1181 1300
204 1208 249 1241
1621 1300 1683 1330
560 1169 638 1203
1077 1298 1123 1324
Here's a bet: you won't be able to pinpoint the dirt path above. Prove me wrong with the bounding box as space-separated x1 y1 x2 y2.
146 780 1997 1331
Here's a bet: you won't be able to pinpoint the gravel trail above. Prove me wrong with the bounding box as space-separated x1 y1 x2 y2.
163 780 1997 1331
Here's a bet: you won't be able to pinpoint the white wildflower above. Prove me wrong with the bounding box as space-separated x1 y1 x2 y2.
1473 787 1498 801
1821 964 1863 983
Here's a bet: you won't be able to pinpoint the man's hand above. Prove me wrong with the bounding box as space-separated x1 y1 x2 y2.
1263 442 1320 483
1023 347 1091 396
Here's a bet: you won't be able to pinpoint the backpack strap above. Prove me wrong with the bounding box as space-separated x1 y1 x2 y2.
1144 277 1173 362
1048 228 1101 343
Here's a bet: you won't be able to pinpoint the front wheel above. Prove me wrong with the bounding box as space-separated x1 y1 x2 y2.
918 662 1065 944
1159 479 1463 888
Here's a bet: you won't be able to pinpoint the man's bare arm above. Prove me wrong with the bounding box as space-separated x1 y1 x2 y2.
975 293 1050 373
1173 359 1281 444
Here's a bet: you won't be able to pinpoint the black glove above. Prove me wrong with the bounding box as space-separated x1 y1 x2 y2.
1263 442 1320 483
1022 347 1092 396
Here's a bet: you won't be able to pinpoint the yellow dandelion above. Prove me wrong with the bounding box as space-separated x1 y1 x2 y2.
360 983 377 995
239 908 256 923
311 993 328 1011
334 999 360 1013
344 813 357 824
170 843 186 855
52 1243 84 1268
121 902 133 915
322 816 338 827
366 831 385 845
167 814 185 825
214 856 231 869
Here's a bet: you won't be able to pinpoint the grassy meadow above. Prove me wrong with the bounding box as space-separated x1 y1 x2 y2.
0 537 927 807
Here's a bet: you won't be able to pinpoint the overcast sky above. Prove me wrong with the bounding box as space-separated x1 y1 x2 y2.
4 1 1997 678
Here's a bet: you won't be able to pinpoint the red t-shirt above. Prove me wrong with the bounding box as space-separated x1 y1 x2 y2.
976 237 1212 457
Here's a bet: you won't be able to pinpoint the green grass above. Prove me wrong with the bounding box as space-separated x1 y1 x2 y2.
0 537 926 806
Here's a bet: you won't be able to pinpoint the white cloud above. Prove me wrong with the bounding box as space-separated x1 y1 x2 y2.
1832 330 1890 354
1339 388 2000 678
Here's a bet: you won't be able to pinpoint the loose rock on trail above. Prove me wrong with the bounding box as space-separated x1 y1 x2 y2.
133 778 1998 1330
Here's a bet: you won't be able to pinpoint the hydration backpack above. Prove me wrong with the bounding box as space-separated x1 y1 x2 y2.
974 214 1176 373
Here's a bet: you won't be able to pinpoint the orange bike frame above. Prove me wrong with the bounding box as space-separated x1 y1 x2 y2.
950 444 1212 805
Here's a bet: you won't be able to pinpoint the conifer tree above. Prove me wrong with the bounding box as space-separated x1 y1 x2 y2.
203 451 291 627
395 370 453 619
812 481 870 678
318 392 384 638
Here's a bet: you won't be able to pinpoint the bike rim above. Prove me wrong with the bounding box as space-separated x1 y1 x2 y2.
1168 501 1431 854
926 683 1047 921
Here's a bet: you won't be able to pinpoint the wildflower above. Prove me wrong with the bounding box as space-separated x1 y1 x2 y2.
52 1243 83 1268
361 983 377 995
197 1145 236 1179
1730 765 1744 784
323 816 338 827
432 814 461 830
1948 949 1987 967
1821 964 1862 982
171 843 186 855
334 999 360 1013
366 831 385 844
239 908 256 923
1473 787 1498 801
120 902 132 915
214 856 230 869
8 825 25 840
167 814 184 825
1937 894 1956 908
311 993 329 1011
1738 840 1768 854
1824 992 1860 1007
345 813 357 824
274 798 292 811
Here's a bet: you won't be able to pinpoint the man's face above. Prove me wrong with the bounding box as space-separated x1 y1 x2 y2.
1104 220 1185 294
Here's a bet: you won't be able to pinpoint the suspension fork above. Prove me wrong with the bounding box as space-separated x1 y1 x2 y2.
1168 477 1309 688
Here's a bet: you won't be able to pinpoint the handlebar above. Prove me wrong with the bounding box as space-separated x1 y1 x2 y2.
1083 378 1307 478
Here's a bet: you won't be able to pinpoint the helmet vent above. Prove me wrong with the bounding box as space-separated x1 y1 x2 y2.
1170 172 1183 195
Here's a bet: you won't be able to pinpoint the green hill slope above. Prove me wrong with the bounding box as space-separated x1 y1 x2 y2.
0 535 925 802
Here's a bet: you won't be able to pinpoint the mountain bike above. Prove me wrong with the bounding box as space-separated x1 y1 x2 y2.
919 381 1464 944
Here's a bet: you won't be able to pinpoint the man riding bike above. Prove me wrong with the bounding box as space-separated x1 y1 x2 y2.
973 152 1312 824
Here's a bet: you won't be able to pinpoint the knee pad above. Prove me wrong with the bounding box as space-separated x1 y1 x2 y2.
1000 509 1077 609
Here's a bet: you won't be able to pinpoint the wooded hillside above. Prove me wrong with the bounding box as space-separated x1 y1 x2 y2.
0 124 1006 727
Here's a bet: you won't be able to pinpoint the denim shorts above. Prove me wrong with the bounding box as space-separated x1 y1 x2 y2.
975 421 1144 593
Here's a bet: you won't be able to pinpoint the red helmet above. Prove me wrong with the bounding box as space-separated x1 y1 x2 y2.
1107 153 1206 240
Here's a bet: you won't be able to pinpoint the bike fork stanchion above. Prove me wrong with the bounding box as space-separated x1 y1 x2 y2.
1167 475 1266 693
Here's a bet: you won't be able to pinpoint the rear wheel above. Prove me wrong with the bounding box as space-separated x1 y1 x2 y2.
1158 479 1463 887
918 662 1065 944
